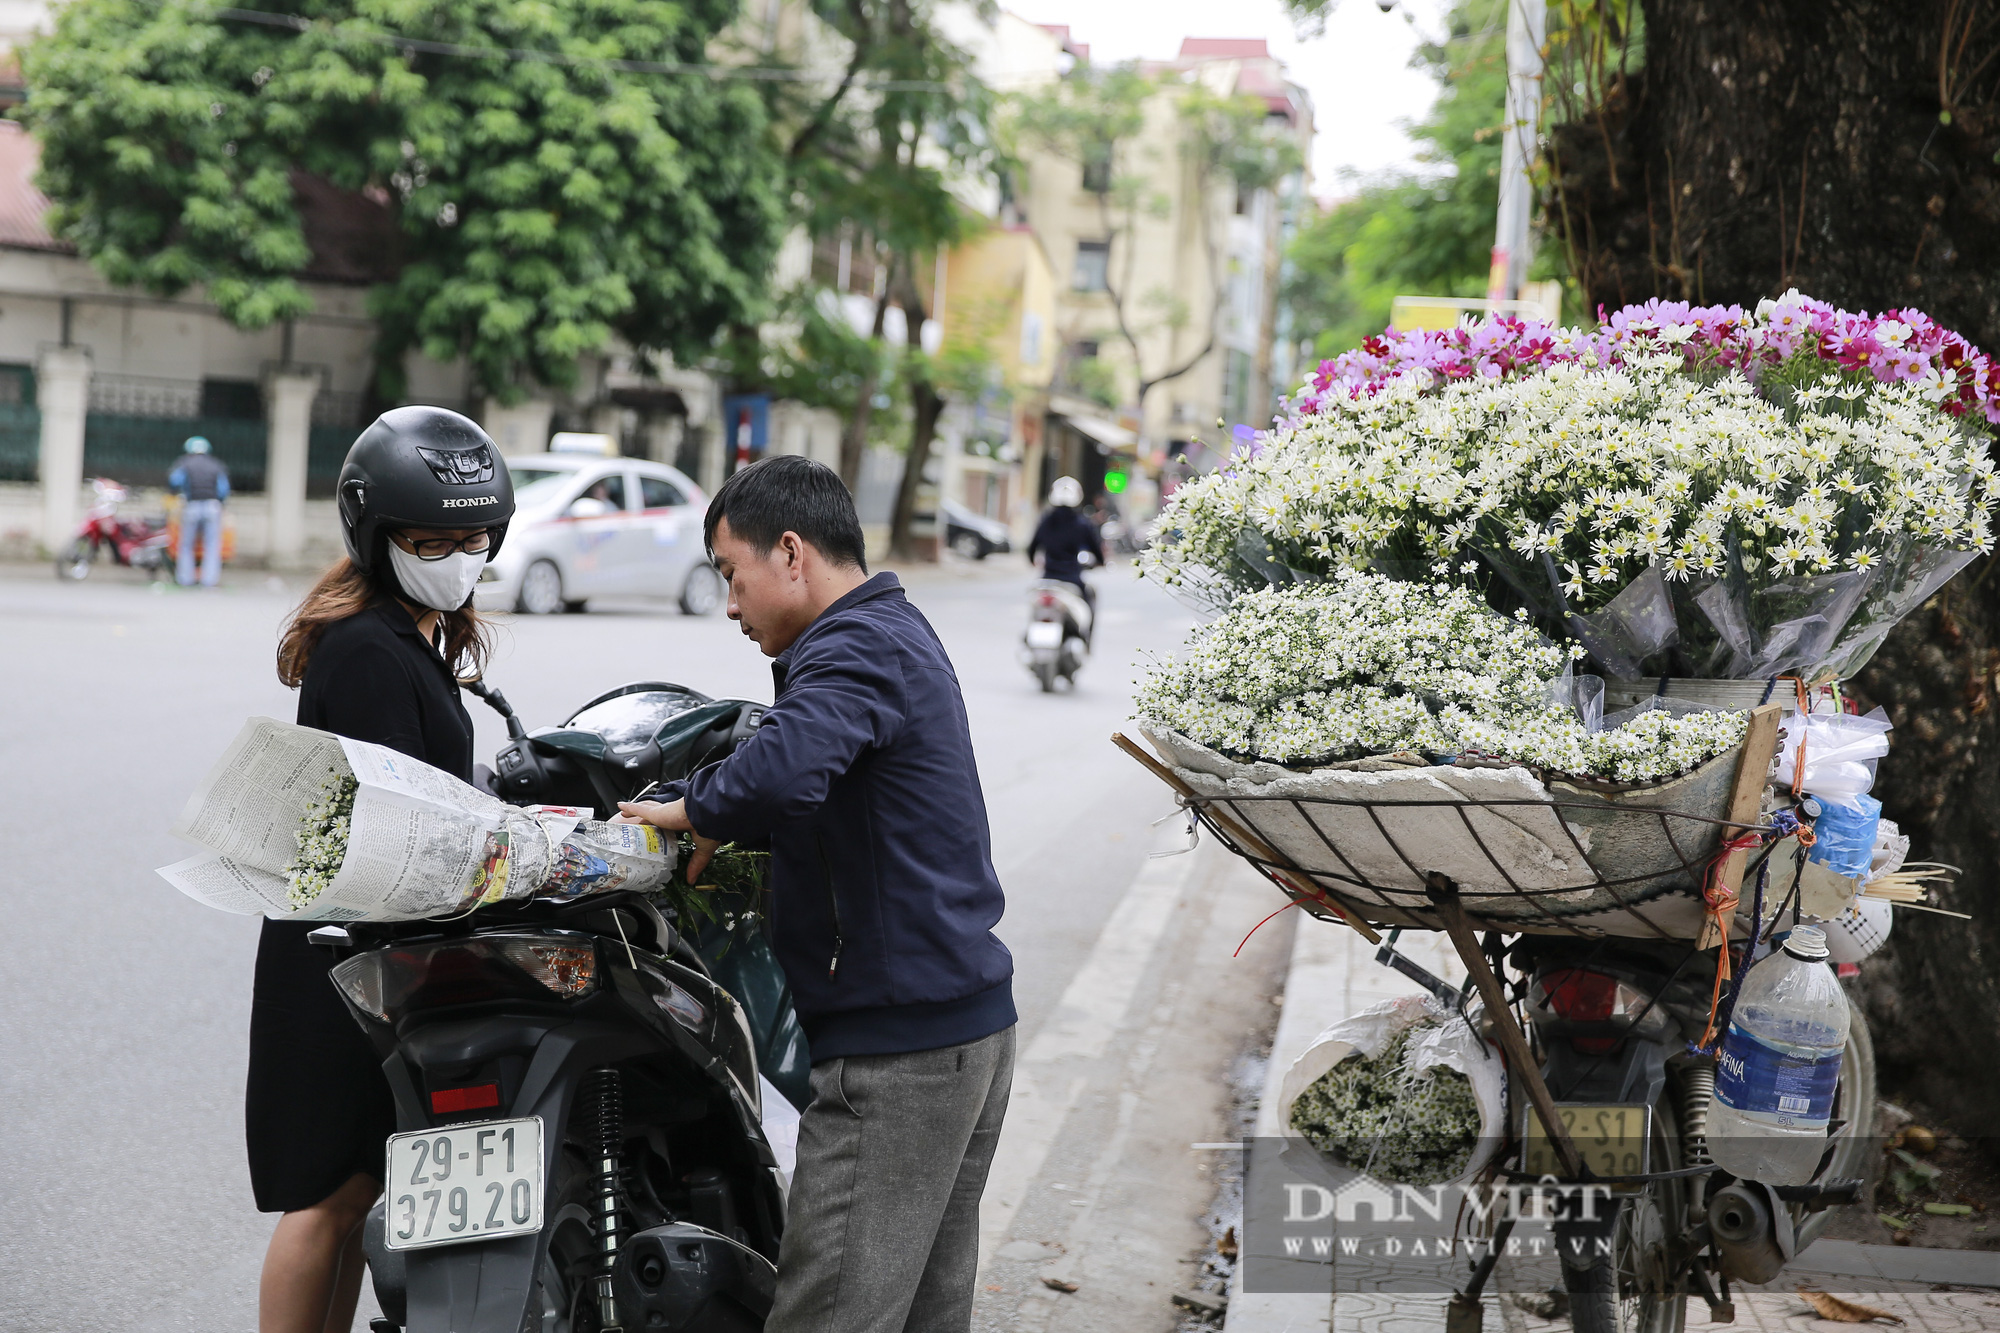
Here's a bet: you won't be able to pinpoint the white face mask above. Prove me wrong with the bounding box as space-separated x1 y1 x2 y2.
388 543 486 612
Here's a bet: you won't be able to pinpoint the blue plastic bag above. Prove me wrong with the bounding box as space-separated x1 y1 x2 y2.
1806 792 1881 880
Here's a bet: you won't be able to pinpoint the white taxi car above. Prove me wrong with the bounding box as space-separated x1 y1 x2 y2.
476 453 724 615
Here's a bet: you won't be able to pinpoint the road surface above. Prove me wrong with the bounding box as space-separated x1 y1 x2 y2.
0 553 1294 1332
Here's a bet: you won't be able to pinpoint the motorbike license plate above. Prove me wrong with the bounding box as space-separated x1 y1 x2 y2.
384 1116 544 1251
1521 1103 1651 1183
1026 622 1063 648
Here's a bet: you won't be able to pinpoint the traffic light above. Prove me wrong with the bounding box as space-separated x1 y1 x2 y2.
1104 468 1128 494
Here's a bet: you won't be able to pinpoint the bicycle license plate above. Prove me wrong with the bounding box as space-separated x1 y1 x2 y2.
384 1116 544 1251
1521 1103 1650 1183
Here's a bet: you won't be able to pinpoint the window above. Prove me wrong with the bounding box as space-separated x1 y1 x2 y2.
1080 154 1112 194
0 363 33 405
200 378 264 420
1072 241 1109 293
640 475 687 510
582 472 628 510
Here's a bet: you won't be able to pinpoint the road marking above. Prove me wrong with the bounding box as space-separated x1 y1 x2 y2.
978 843 1200 1269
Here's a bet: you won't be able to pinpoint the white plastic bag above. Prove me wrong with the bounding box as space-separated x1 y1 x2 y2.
1277 994 1507 1186
1820 896 1893 964
758 1074 800 1192
1775 708 1892 810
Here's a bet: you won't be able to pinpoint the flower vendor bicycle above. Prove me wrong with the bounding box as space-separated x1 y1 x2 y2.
1123 293 1985 1331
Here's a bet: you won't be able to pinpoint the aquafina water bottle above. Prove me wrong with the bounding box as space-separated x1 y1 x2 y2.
1705 924 1850 1186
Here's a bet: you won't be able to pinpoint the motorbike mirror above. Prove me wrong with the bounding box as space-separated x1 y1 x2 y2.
464 679 528 740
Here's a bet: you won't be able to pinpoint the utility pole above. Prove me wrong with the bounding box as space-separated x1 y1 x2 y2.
1486 0 1546 303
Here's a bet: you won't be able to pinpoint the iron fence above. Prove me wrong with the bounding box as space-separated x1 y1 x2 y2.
0 402 39 482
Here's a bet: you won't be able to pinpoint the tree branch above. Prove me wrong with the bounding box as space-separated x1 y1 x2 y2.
788 0 874 163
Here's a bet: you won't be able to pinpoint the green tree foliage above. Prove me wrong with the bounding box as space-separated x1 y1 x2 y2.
18 0 787 401
1281 0 1513 357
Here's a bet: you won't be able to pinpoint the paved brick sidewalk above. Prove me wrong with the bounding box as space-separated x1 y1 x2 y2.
1223 917 2000 1333
1502 1286 2000 1333
1319 1284 2000 1332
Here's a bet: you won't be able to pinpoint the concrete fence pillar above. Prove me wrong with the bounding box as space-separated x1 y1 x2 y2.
36 345 91 553
265 370 320 570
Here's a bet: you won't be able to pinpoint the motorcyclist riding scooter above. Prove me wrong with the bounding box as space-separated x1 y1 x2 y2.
1022 476 1101 692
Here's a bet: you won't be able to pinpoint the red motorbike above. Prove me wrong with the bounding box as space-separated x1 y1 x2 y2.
57 479 173 581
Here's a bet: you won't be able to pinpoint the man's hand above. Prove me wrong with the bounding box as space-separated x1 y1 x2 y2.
614 798 720 885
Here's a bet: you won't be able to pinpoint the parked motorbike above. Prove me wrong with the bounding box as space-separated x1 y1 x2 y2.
1022 579 1092 693
1377 927 1875 1333
318 680 805 1333
1517 932 1874 1333
56 479 172 580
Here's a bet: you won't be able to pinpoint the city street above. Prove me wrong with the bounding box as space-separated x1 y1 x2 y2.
0 553 1293 1332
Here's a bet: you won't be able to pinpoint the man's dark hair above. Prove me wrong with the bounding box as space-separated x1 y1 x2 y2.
703 455 868 571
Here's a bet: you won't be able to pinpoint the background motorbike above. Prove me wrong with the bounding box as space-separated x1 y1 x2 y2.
321 681 808 1333
56 479 172 580
1022 579 1092 692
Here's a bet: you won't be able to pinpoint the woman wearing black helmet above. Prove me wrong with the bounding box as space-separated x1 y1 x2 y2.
252 406 514 1333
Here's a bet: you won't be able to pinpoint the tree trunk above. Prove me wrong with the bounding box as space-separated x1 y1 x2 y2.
890 263 943 559
838 258 896 493
890 378 945 559
1547 0 2000 1136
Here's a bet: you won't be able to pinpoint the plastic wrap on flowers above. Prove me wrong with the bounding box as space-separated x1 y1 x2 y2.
1278 994 1505 1187
1141 293 1998 684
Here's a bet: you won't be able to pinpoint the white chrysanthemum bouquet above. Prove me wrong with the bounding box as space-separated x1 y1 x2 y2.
1136 575 1747 782
1145 294 1997 683
160 719 680 923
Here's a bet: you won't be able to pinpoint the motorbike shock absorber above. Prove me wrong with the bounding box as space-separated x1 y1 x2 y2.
584 1066 627 1331
1681 1063 1717 1208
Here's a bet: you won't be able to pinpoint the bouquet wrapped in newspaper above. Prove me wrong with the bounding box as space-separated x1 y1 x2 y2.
158 719 677 922
1146 292 1998 683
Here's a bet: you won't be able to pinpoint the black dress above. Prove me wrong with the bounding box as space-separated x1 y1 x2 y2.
245 596 476 1213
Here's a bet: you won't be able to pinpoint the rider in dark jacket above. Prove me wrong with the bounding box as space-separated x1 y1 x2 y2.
1026 475 1103 594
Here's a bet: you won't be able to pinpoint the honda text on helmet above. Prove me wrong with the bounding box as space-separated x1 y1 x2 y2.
337 406 515 612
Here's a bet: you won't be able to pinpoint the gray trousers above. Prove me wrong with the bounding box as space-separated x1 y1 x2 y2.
766 1025 1016 1333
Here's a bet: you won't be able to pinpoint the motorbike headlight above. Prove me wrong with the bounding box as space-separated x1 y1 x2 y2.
330 932 600 1024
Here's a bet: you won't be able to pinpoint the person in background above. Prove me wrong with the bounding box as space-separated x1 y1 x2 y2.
168 435 230 588
1026 474 1103 606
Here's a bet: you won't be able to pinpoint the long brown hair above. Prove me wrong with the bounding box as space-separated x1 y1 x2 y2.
277 557 494 688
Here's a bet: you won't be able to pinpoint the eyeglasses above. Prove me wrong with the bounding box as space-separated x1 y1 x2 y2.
399 531 494 561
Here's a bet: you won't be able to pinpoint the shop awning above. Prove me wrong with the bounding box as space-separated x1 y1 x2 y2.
1058 412 1138 449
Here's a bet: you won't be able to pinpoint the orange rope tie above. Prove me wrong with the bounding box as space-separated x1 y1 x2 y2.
1698 830 1765 1048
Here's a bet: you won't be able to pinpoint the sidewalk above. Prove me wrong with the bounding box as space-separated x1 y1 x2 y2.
1224 916 2000 1333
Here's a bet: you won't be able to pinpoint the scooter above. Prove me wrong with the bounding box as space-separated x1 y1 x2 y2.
1022 579 1092 693
319 681 805 1333
56 479 172 580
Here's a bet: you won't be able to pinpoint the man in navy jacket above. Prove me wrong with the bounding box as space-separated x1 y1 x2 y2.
616 455 1015 1333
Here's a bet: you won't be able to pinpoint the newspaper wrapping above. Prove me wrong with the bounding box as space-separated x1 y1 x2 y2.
156 718 677 921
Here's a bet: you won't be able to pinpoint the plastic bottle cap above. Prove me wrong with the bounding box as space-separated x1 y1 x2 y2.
1782 924 1830 961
